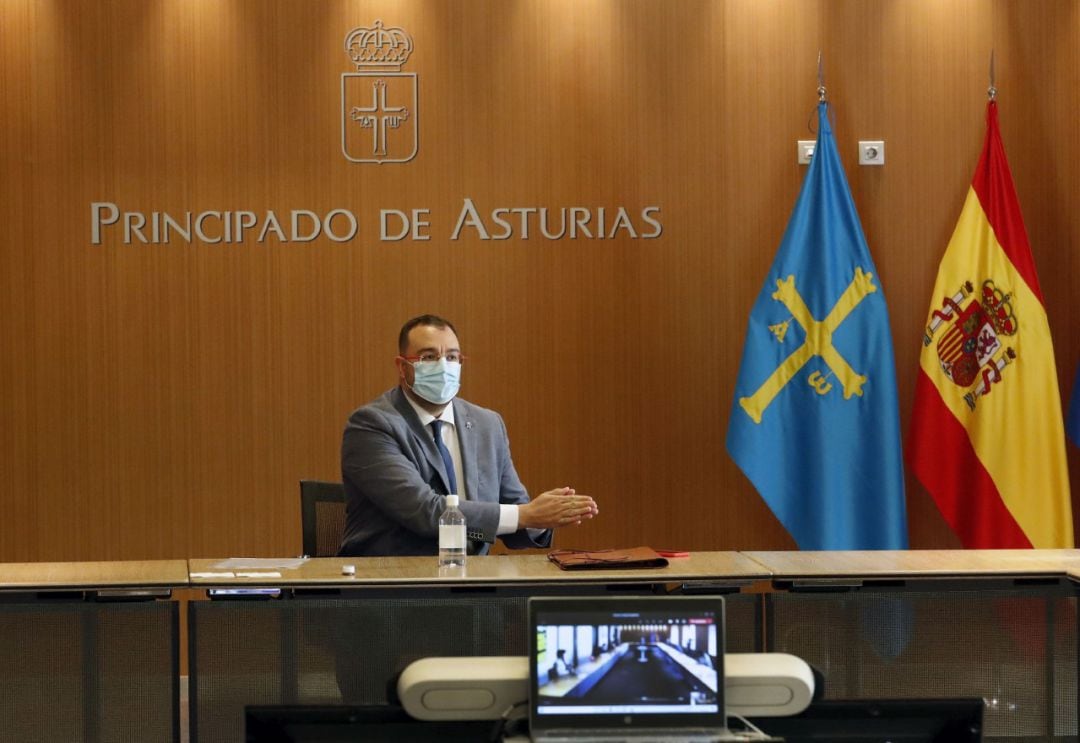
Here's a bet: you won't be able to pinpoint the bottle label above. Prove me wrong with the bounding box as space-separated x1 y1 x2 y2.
439 523 466 550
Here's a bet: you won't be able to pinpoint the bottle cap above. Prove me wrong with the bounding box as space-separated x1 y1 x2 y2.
445 494 459 507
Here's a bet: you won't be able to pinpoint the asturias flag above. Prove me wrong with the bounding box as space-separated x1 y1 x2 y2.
907 101 1073 548
727 102 908 550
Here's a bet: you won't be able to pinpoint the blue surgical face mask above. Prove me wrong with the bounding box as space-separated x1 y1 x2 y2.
408 358 462 405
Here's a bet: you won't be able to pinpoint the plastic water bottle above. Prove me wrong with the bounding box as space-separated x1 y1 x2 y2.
438 494 466 568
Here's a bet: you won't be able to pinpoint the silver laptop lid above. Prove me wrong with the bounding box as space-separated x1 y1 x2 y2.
528 596 726 735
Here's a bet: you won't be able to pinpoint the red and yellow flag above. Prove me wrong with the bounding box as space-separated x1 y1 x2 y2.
908 101 1073 548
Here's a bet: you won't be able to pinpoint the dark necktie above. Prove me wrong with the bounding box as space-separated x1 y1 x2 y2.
430 420 458 495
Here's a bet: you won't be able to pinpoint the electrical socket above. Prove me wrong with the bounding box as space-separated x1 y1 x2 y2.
859 140 885 166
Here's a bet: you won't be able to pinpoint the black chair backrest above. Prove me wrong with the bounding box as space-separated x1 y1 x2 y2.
299 480 346 557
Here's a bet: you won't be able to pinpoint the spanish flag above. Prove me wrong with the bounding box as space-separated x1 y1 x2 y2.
907 101 1073 548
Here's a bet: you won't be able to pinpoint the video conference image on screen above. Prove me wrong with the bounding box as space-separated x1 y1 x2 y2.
535 613 720 715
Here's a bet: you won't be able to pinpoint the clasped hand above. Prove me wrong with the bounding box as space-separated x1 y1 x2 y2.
519 487 599 530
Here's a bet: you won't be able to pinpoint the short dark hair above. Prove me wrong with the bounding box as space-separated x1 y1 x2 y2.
398 314 458 353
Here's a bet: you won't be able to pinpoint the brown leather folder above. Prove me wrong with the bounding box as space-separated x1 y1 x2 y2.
547 546 669 571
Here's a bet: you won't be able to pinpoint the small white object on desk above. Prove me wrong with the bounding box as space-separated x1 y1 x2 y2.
341 564 356 576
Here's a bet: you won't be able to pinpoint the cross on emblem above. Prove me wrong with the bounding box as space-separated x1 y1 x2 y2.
350 79 410 157
739 267 877 424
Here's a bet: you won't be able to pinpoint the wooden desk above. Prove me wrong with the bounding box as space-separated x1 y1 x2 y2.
743 549 1079 742
744 549 1079 582
0 560 183 742
1050 552 1080 585
188 551 769 590
0 559 189 592
186 551 767 743
1 553 1077 742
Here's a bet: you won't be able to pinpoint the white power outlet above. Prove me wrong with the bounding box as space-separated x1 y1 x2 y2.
859 140 885 166
797 140 816 165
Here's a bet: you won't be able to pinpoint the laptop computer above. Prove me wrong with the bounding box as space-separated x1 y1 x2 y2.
528 596 751 743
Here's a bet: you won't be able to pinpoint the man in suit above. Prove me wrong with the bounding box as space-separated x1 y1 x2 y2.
339 314 598 557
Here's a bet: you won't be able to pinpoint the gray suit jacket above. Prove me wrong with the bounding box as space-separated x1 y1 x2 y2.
338 387 553 557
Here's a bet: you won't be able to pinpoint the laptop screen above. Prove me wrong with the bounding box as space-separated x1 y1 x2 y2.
529 596 726 731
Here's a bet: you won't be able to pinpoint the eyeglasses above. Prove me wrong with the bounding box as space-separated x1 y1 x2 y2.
401 352 466 364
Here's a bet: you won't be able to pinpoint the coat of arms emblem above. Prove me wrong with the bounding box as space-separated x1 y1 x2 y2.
341 20 418 164
923 278 1018 410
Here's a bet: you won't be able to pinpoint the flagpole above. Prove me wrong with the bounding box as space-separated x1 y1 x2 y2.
987 50 996 101
817 50 827 102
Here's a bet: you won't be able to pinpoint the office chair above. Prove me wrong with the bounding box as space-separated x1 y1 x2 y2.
299 480 347 557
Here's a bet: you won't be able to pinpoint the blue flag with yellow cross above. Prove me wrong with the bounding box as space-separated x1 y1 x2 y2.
726 102 908 550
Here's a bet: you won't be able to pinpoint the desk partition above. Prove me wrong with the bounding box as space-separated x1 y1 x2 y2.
3 551 1078 742
747 550 1080 741
187 554 767 743
184 550 1080 742
0 560 185 743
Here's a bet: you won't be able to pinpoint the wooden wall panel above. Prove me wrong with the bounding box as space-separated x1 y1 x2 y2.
0 0 1076 561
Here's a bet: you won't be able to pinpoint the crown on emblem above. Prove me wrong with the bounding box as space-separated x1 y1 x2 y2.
345 20 413 71
980 279 1017 336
